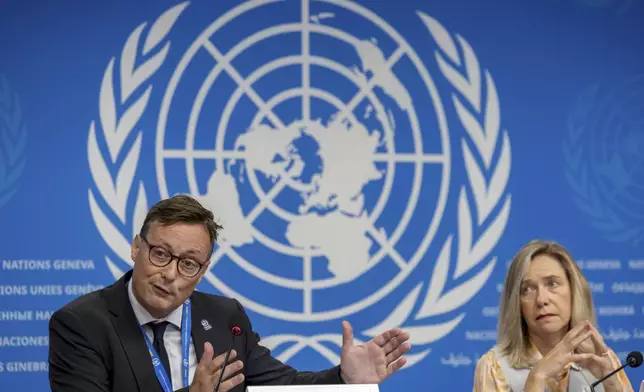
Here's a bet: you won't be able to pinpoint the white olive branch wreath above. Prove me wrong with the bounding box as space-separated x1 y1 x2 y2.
87 4 511 369
88 2 189 278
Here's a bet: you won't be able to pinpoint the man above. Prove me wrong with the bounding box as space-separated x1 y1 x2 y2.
49 195 411 392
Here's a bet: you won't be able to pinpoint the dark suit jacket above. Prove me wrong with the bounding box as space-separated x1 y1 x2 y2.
48 270 343 391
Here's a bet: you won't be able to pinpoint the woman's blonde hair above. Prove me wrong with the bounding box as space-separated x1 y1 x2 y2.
496 239 596 367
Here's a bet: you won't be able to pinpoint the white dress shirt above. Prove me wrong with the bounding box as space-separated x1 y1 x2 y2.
127 281 197 391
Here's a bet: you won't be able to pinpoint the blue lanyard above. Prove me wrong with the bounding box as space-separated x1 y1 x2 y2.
140 298 192 392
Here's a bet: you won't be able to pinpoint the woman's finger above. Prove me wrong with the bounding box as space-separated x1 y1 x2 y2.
565 321 591 339
567 353 598 364
587 325 608 354
562 328 592 352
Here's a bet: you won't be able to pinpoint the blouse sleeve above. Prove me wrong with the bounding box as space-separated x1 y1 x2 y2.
473 350 511 392
605 349 634 392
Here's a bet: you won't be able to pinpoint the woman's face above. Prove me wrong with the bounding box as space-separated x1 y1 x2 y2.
519 254 572 339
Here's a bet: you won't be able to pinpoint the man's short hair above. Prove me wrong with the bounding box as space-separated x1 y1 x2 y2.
140 195 223 252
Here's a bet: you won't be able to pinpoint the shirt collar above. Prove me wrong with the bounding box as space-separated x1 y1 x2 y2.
127 279 183 329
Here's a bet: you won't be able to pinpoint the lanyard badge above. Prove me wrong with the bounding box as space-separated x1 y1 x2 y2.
140 298 192 392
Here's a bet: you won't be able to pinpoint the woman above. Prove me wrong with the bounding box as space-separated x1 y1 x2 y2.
474 240 633 392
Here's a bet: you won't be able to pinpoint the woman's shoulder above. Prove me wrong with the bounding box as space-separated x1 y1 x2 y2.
475 346 508 375
473 346 512 392
476 346 503 366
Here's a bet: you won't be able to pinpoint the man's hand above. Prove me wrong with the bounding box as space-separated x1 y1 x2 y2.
190 342 244 392
339 320 411 384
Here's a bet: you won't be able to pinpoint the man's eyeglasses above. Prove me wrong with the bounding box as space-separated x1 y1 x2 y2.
140 235 205 278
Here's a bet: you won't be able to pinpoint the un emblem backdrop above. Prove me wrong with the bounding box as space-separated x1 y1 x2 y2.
1 0 643 390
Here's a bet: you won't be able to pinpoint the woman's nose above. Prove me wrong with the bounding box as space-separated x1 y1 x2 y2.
536 286 550 306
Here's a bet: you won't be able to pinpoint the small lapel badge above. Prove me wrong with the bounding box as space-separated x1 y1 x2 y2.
201 319 212 331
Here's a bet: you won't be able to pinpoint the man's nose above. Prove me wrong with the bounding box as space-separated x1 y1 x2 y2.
160 259 179 281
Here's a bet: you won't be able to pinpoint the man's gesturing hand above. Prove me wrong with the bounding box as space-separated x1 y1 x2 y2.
190 342 244 392
339 321 411 384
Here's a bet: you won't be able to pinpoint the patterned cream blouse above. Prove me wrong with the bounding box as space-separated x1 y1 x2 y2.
473 345 633 392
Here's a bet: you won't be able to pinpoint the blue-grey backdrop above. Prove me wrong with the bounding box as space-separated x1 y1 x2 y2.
0 0 643 390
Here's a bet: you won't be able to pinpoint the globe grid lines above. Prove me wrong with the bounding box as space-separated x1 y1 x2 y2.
161 28 443 260
160 56 445 283
156 0 452 321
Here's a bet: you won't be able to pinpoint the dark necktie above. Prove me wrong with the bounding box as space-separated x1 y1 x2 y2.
149 321 173 387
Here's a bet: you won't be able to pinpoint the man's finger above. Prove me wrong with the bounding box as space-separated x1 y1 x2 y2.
341 321 354 349
215 349 238 369
381 332 410 355
372 328 405 348
200 341 214 363
386 357 407 378
218 359 244 382
205 349 238 375
386 343 411 364
214 349 238 364
198 342 215 374
217 372 245 392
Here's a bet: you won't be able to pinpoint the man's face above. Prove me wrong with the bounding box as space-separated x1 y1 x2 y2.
130 221 211 319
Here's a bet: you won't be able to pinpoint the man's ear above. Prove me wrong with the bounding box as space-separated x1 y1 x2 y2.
131 235 140 263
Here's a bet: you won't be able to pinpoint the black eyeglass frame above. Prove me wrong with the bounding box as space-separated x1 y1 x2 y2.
140 235 206 278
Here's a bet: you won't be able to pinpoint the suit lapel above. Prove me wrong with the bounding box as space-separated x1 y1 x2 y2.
190 293 232 361
103 271 162 392
190 294 248 392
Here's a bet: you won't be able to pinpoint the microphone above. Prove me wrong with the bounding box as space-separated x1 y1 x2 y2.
590 351 642 392
214 314 245 392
